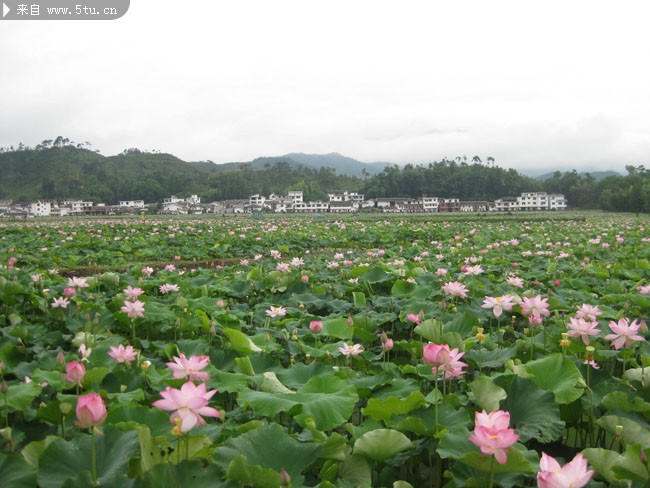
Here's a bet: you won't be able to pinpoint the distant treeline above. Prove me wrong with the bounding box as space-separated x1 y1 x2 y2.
0 140 647 212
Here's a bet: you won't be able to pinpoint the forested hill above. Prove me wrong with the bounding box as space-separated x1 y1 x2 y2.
0 143 648 212
0 146 363 203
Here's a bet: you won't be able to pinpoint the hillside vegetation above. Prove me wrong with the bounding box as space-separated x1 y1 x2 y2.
0 140 648 212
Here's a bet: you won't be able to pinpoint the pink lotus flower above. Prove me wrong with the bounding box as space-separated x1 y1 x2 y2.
406 313 421 324
519 295 551 318
108 344 138 364
537 452 594 488
152 381 221 433
51 297 70 309
265 305 287 318
382 338 394 351
301 275 309 283
636 285 650 295
442 281 469 299
159 283 180 294
575 304 602 322
506 276 524 288
142 267 154 276
435 268 448 277
463 264 484 276
469 409 520 465
62 361 86 387
216 299 225 307
423 343 467 379
121 299 145 319
75 393 107 428
123 285 144 301
338 343 364 357
68 277 89 289
481 295 515 318
567 317 601 345
309 320 323 333
604 318 646 350
276 262 290 273
166 353 211 382
63 287 76 297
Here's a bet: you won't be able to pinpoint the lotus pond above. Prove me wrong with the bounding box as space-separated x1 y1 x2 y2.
0 213 649 487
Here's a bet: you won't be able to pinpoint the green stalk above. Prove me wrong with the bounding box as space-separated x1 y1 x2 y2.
587 364 594 447
488 455 496 488
91 428 97 487
434 372 439 434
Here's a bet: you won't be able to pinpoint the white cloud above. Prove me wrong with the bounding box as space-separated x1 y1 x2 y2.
1 0 649 172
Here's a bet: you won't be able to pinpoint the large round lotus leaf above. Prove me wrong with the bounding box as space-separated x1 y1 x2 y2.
500 376 564 443
0 452 37 488
37 427 139 488
353 429 412 462
524 353 585 404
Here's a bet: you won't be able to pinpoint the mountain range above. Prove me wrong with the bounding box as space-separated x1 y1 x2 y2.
197 153 621 180
191 152 392 177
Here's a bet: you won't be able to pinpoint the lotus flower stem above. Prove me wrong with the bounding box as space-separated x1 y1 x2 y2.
434 372 439 434
488 455 496 488
91 427 97 487
586 365 594 447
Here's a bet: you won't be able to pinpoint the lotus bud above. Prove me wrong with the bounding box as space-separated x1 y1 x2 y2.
347 315 353 326
382 338 394 351
1 379 8 394
280 468 291 486
418 309 424 320
309 321 322 334
639 319 648 335
0 360 4 373
56 350 65 367
380 331 388 344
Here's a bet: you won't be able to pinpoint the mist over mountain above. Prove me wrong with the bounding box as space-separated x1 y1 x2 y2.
193 152 391 177
520 167 622 180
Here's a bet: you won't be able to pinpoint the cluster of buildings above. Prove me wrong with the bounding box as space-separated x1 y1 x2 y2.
0 191 567 218
0 198 150 218
204 190 566 214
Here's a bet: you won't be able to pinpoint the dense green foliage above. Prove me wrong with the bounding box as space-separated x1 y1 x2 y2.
1 140 648 212
0 213 648 486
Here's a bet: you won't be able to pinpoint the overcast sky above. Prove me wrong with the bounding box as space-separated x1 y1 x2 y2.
1 0 649 172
